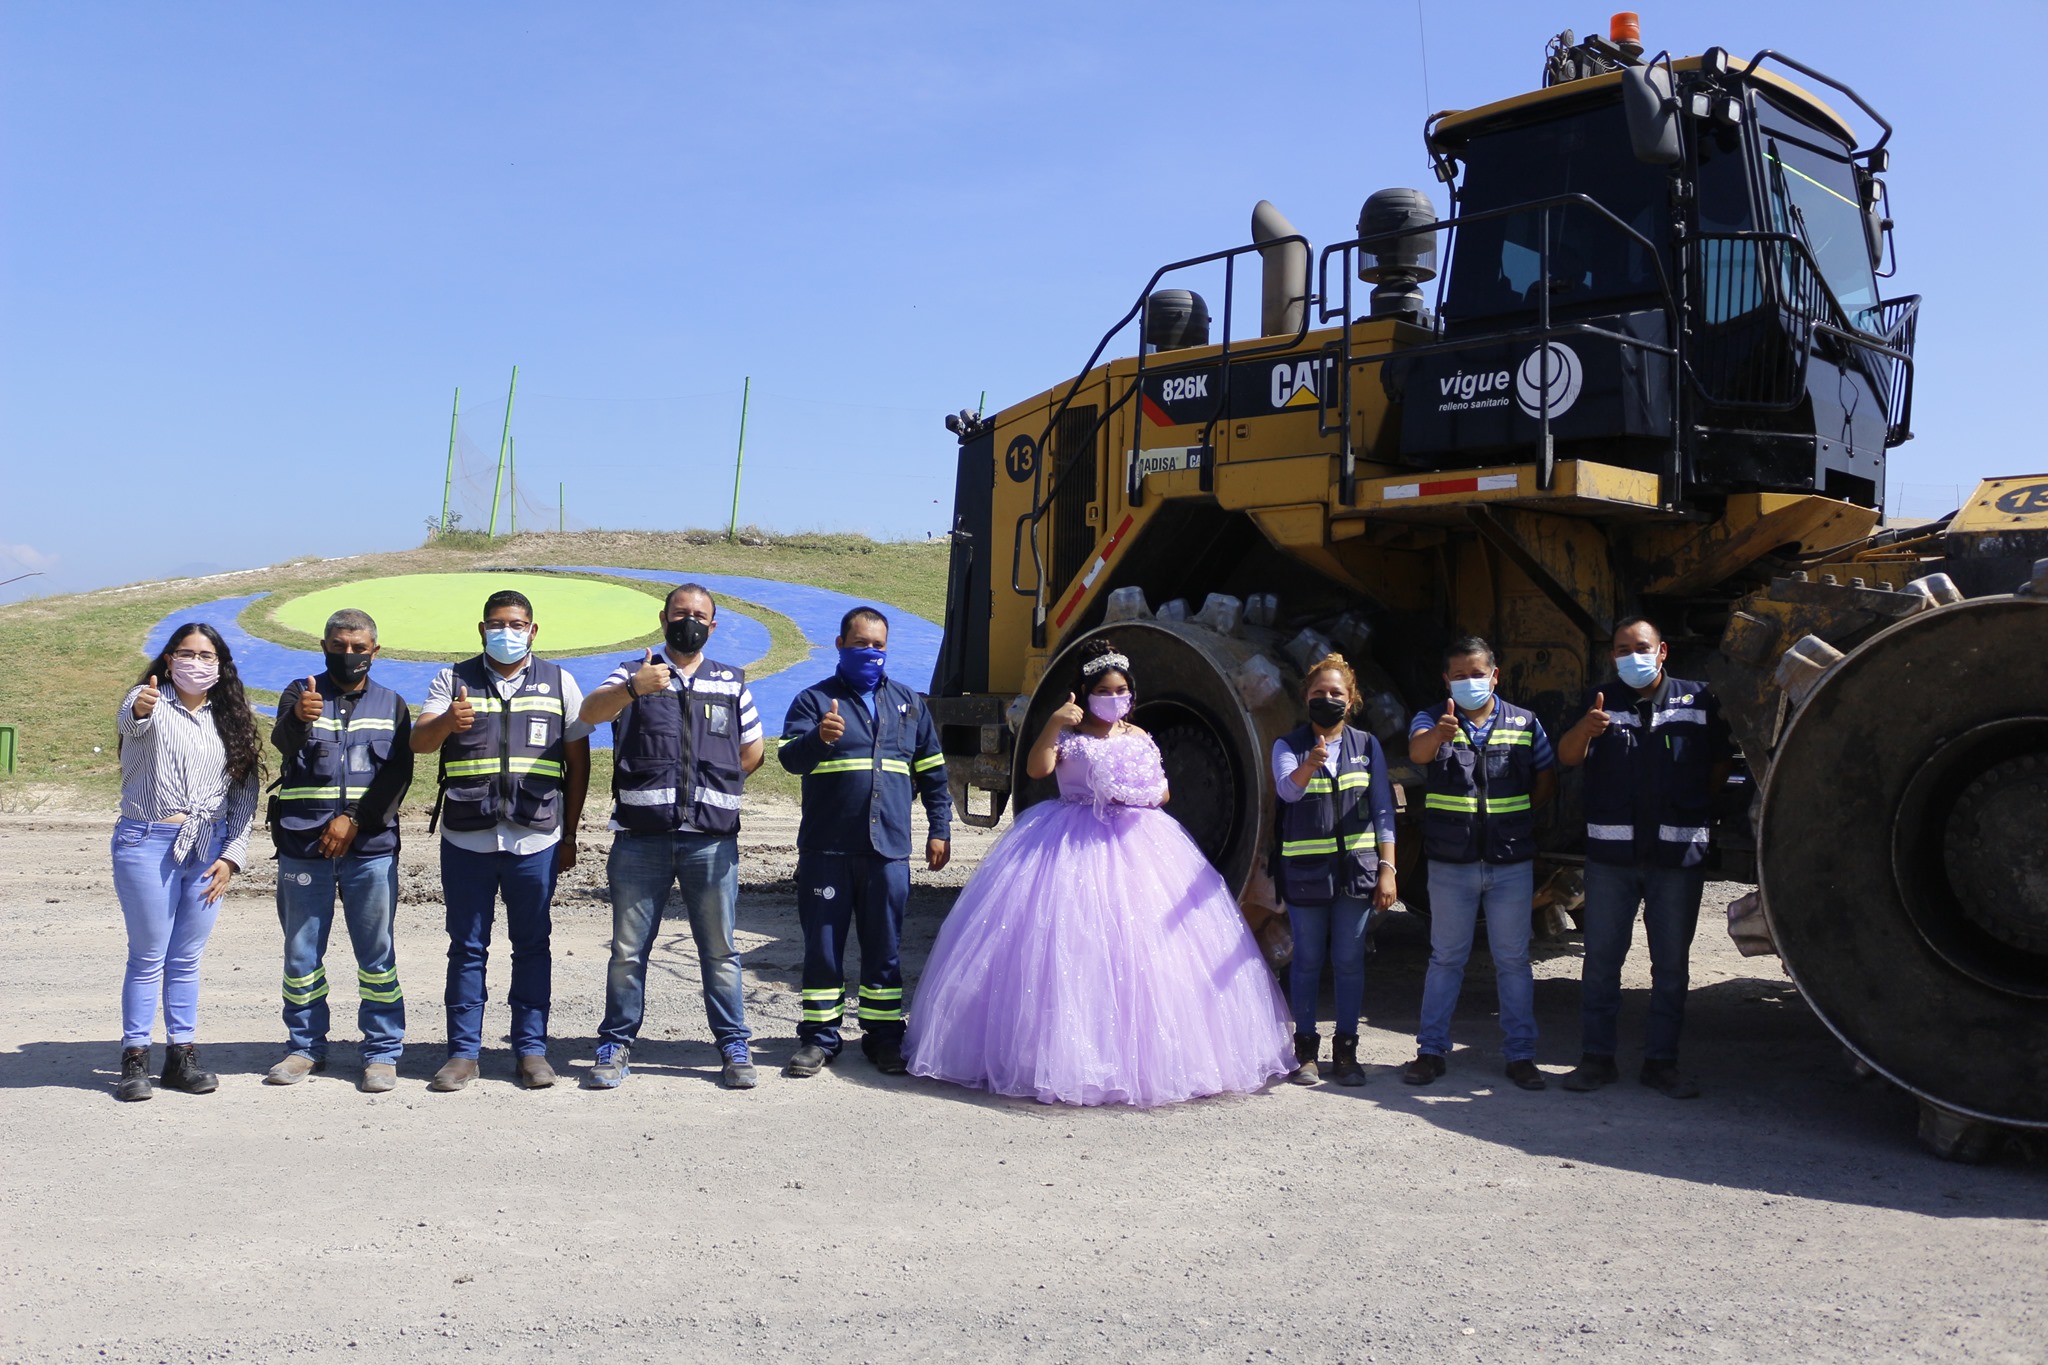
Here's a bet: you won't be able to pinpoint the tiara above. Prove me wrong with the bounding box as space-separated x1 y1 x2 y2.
1079 651 1131 678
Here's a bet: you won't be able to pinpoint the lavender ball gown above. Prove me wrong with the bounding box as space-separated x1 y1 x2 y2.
905 726 1294 1107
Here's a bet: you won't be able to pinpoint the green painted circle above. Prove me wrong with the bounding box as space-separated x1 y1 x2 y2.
273 573 660 655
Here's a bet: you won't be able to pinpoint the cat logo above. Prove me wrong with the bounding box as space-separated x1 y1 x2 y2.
1269 358 1335 410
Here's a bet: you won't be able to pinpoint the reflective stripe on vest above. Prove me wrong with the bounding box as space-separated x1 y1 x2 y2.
1421 698 1540 865
437 656 568 834
610 656 750 836
1275 724 1380 905
273 678 407 860
1579 677 1719 868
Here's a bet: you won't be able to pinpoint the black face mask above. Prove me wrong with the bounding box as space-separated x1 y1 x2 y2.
664 616 711 655
1307 696 1350 729
325 650 372 687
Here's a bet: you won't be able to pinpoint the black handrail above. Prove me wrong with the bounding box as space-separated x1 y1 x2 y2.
1740 49 1893 158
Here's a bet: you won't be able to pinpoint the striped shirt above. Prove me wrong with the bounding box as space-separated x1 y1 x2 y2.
599 655 760 833
116 684 260 869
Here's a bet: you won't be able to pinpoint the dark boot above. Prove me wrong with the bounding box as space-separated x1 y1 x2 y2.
1330 1034 1367 1087
117 1047 153 1102
158 1043 218 1095
1289 1032 1321 1085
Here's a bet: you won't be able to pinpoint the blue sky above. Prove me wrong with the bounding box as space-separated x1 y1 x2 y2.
2 2 2038 603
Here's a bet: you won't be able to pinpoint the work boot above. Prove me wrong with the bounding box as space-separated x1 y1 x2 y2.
721 1046 760 1090
158 1043 218 1095
1289 1033 1321 1085
784 1043 831 1078
1330 1034 1367 1087
264 1053 325 1085
117 1046 154 1102
867 1041 908 1077
1505 1059 1548 1091
586 1043 631 1090
1560 1053 1620 1092
359 1062 398 1094
1639 1059 1701 1099
429 1056 478 1092
515 1054 558 1089
1401 1052 1447 1086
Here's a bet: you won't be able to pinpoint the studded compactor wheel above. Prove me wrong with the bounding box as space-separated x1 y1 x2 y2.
1758 592 2048 1134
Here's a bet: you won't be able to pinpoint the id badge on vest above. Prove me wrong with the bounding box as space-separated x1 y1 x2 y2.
349 745 374 774
527 718 550 748
705 701 732 738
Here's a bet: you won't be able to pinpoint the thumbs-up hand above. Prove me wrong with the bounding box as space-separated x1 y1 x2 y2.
450 682 475 732
1430 697 1461 744
818 697 846 745
1052 691 1086 730
295 674 324 722
630 645 672 698
1579 690 1613 739
133 675 161 719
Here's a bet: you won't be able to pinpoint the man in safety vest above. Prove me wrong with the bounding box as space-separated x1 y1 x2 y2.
265 608 415 1093
1400 635 1556 1091
411 588 592 1092
1556 616 1732 1099
778 605 951 1078
578 582 766 1090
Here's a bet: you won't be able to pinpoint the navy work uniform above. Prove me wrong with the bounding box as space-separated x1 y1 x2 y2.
1573 674 1731 1063
779 673 951 1059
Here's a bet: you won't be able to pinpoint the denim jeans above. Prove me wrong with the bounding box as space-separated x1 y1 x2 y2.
276 853 404 1063
111 819 227 1047
795 851 910 1055
1579 859 1707 1061
440 841 558 1058
1417 859 1537 1062
1285 894 1371 1036
600 830 750 1058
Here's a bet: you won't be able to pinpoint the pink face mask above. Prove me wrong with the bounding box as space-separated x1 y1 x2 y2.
169 656 219 694
1087 692 1133 723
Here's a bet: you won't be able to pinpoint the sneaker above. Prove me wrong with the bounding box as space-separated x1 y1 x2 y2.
1639 1059 1700 1099
784 1043 831 1078
586 1044 631 1090
1560 1054 1620 1092
1505 1059 1547 1091
1401 1053 1447 1086
721 1048 759 1090
264 1053 325 1086
868 1042 908 1076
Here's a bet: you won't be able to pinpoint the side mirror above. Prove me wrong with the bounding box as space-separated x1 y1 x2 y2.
1621 64 1681 165
1861 175 1892 271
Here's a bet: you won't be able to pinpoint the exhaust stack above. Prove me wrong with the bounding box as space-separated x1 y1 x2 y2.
1251 200 1309 337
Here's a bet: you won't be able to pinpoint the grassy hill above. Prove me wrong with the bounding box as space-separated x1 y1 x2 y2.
0 529 951 809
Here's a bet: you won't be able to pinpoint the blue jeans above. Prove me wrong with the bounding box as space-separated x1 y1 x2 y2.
1285 894 1371 1035
600 831 750 1057
1417 859 1537 1062
795 851 910 1055
111 819 226 1047
440 841 558 1058
1580 859 1706 1062
276 853 404 1063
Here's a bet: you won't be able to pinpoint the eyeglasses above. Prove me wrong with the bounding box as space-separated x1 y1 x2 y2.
170 649 219 664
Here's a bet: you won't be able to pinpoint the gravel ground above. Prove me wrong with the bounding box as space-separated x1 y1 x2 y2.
2 801 2044 1364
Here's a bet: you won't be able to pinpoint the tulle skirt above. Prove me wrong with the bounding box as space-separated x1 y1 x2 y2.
906 798 1295 1107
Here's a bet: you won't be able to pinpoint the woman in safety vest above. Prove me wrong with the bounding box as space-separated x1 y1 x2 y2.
1271 653 1398 1086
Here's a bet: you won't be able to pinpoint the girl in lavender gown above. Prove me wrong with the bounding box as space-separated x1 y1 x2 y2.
905 637 1294 1107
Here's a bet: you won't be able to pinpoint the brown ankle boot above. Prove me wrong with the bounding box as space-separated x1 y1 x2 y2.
159 1043 218 1095
1330 1034 1367 1087
1290 1032 1321 1085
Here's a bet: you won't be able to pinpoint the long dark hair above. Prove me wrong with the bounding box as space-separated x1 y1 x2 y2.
136 622 264 784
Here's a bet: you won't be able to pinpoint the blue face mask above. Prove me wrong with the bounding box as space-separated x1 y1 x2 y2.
484 626 531 665
1448 676 1494 711
1615 650 1661 688
837 645 885 691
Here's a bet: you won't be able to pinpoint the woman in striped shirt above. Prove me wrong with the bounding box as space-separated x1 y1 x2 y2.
112 622 262 1101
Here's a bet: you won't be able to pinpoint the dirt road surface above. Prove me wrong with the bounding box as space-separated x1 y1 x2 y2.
3 802 2043 1364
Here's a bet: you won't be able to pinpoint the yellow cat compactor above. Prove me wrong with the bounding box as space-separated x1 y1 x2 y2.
926 17 2048 1158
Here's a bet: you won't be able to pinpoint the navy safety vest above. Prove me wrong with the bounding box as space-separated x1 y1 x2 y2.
1421 698 1541 865
273 677 406 860
610 655 748 836
1580 675 1720 869
437 655 568 834
1275 723 1381 906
